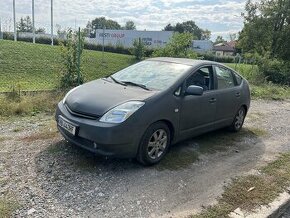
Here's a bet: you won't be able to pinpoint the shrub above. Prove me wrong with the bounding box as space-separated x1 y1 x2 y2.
131 38 146 60
59 29 84 89
152 33 197 58
259 59 290 85
200 53 235 63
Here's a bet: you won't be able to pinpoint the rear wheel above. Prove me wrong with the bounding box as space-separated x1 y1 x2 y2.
229 107 246 132
137 122 170 166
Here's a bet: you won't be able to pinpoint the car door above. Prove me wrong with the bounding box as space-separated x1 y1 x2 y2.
179 65 217 135
213 65 241 125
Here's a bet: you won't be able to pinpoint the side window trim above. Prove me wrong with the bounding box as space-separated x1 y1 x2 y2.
183 65 215 94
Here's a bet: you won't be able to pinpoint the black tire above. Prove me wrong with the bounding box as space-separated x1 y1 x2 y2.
229 106 246 132
137 121 171 166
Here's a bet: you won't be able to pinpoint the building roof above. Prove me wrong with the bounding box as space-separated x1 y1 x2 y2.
213 41 236 52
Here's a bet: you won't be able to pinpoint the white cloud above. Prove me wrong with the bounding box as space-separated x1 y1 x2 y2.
0 0 246 39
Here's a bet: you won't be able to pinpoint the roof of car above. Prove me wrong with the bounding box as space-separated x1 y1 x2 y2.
147 57 217 66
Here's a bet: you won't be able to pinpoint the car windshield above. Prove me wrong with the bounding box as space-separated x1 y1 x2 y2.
111 61 191 90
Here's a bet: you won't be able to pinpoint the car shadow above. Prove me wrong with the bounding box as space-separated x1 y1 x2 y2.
156 127 263 171
35 126 265 173
34 127 265 216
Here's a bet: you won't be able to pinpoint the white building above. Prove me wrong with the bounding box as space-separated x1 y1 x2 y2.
88 29 174 48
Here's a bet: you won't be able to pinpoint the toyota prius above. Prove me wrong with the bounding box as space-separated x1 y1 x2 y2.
56 58 250 165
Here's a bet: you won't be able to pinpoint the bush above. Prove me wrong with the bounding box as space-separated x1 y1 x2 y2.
131 38 146 60
59 29 84 89
259 59 290 85
200 53 235 63
152 33 197 58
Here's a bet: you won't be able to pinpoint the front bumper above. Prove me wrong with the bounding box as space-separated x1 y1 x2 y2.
55 102 144 158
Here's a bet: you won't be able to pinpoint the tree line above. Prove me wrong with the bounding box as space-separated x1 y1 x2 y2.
237 0 290 85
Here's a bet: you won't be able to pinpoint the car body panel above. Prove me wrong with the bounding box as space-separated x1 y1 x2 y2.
65 79 157 117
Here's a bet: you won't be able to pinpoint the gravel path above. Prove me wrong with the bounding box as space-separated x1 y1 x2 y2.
1 99 290 218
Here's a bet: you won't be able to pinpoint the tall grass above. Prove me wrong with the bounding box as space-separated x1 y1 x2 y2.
0 92 64 117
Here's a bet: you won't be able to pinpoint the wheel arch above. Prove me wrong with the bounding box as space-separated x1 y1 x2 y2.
156 119 175 143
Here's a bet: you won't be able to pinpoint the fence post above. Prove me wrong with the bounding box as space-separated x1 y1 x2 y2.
77 27 81 85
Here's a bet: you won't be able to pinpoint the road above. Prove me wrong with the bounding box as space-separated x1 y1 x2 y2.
0 99 290 217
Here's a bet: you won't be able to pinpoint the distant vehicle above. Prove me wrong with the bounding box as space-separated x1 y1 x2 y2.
56 58 251 165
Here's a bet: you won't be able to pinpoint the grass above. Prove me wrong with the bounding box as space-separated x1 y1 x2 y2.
191 152 290 218
226 63 290 100
0 197 18 218
0 40 135 91
0 92 64 116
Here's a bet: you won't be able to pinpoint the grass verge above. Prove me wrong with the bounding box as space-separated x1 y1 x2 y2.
191 152 290 218
0 40 135 91
226 63 290 100
0 92 64 117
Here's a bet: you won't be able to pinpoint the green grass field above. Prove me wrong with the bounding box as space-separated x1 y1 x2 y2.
0 40 289 100
0 40 135 91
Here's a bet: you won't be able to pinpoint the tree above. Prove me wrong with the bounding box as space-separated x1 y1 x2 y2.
229 33 238 41
86 17 122 37
124 20 136 30
214 36 226 44
35 28 45 34
131 38 146 60
201 29 211 40
238 0 290 60
163 21 211 40
17 16 32 32
59 29 85 88
238 0 290 85
152 32 197 58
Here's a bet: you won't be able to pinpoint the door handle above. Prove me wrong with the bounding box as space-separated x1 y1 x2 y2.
235 92 241 97
209 98 216 103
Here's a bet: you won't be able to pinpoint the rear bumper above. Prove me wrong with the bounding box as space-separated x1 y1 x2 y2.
55 102 144 158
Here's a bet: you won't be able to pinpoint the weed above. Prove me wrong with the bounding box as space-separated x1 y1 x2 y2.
191 152 290 218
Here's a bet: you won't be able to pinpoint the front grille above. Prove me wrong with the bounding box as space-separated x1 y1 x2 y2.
65 105 99 120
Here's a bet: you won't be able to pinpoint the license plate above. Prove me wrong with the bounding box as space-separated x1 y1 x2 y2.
58 116 76 135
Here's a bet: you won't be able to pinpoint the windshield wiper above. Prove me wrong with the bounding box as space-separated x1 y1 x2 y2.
109 76 126 86
121 81 150 90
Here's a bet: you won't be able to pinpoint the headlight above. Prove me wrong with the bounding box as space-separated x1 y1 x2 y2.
62 86 80 104
100 101 145 123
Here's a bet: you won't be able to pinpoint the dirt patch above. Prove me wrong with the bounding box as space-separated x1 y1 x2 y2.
0 100 289 218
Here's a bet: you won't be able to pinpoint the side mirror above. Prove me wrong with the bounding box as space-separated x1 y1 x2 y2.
185 85 204 96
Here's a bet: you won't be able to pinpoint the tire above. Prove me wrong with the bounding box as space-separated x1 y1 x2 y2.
229 106 246 132
137 122 171 166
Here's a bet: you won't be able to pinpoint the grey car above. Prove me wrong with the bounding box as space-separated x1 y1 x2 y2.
56 57 250 165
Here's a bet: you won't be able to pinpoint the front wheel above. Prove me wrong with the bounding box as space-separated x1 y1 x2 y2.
137 122 171 166
229 107 246 132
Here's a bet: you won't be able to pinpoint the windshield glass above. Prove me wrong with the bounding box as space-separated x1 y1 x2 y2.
112 61 191 90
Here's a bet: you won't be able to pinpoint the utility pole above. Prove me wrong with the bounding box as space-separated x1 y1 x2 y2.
32 0 35 43
102 26 105 63
51 0 53 45
0 18 2 40
13 0 16 41
77 27 81 85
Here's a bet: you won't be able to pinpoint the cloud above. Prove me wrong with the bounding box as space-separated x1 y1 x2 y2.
0 0 246 39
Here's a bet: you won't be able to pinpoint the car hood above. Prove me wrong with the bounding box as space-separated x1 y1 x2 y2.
65 79 157 117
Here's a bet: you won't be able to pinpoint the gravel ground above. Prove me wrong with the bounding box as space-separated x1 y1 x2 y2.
1 99 290 218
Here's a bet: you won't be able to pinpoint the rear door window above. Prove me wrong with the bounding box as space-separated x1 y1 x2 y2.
214 66 235 89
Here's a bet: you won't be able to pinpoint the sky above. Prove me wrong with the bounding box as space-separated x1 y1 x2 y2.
0 0 247 40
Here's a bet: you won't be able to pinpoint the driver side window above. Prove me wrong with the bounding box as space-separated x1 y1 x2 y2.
186 66 214 91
